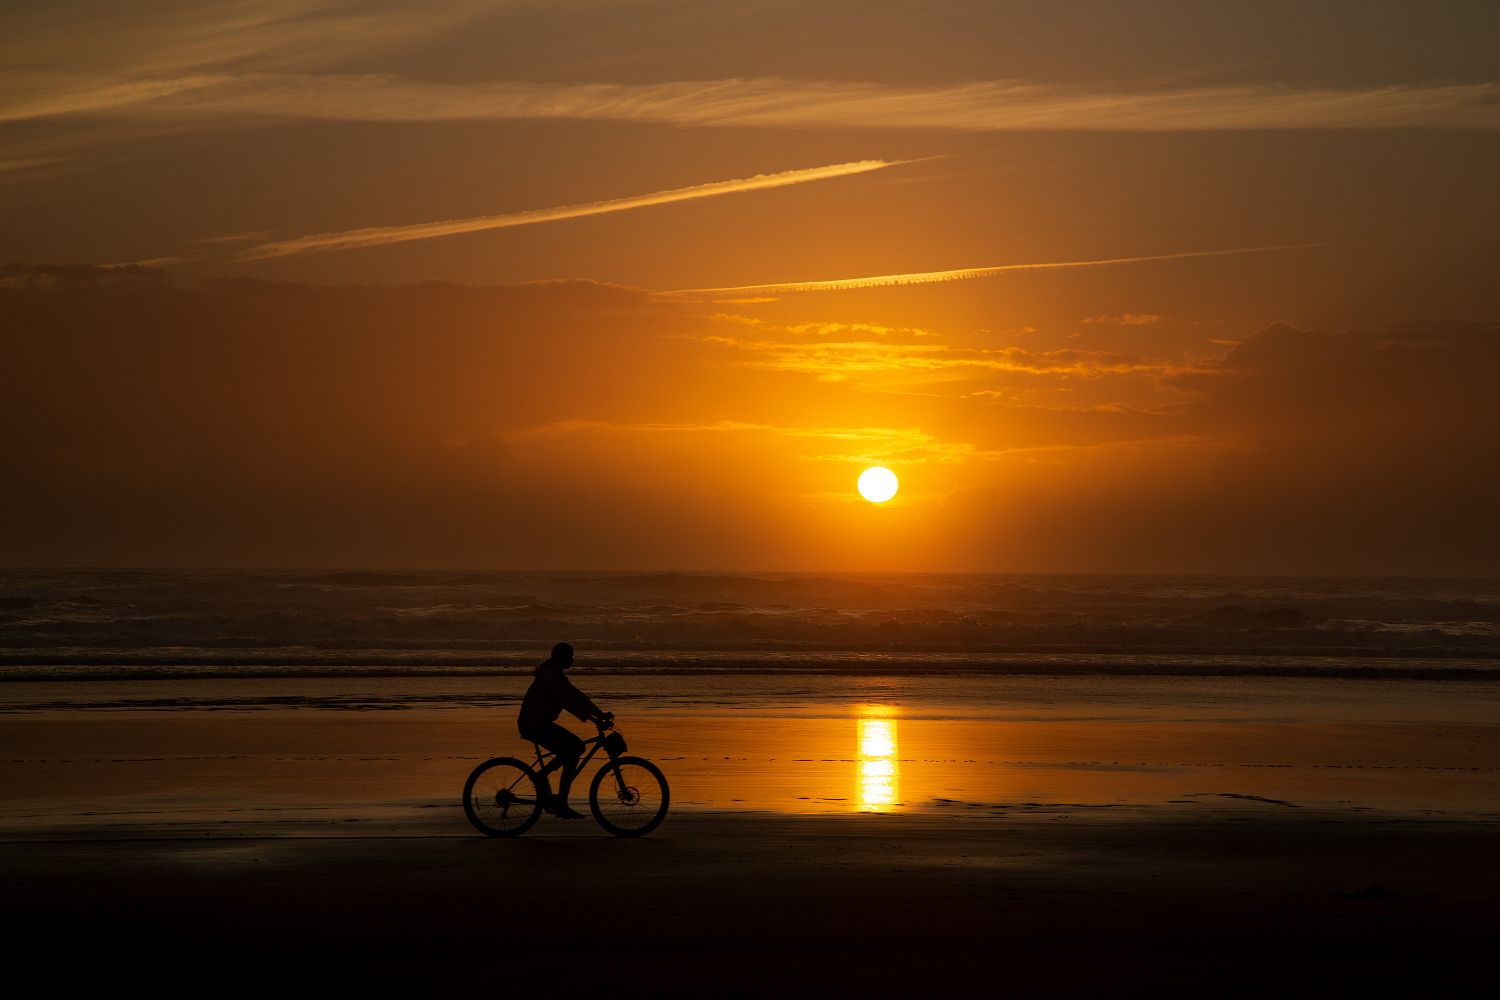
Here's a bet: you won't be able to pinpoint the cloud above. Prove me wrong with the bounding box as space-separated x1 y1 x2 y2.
0 75 227 123
0 157 65 178
0 267 1200 566
237 159 909 259
706 315 939 339
2 2 495 84
542 78 1500 132
1137 320 1500 572
508 418 970 461
193 230 273 245
3 269 1495 572
0 268 701 566
9 74 1499 131
99 256 194 269
1083 313 1162 326
1177 321 1500 442
664 242 1343 296
699 334 1200 382
0 2 501 171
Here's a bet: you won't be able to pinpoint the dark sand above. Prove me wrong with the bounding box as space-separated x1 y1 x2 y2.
4 809 1496 997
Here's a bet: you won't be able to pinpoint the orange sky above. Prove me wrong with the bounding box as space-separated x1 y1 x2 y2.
2 2 1498 573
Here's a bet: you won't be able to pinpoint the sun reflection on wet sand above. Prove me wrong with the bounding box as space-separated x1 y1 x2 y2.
857 708 900 811
1 701 1496 828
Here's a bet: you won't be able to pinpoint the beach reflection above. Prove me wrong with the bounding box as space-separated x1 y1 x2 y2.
856 709 900 811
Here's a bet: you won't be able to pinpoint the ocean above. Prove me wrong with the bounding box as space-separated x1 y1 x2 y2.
2 569 1497 682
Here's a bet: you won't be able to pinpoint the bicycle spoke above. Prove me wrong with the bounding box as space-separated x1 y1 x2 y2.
590 759 668 836
464 758 544 837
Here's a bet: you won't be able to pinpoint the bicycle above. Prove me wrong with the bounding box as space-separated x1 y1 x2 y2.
462 720 670 838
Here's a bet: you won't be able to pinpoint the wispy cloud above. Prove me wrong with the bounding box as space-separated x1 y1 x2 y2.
0 75 226 123
664 242 1344 296
699 335 1205 382
506 419 973 466
707 315 940 339
237 159 908 259
2 2 496 87
509 78 1500 132
1083 313 1162 326
98 255 195 269
193 230 274 245
0 157 64 175
8 74 1498 131
504 415 1191 470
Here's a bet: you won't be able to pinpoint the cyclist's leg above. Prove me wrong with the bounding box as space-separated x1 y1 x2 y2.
520 722 585 805
546 724 586 803
518 725 555 796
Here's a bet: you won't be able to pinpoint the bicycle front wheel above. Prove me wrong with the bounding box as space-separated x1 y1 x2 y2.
463 757 545 837
589 756 669 837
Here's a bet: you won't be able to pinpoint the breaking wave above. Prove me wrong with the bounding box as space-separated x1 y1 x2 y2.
3 569 1497 681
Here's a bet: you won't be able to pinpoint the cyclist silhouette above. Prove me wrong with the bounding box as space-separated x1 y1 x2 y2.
517 642 612 819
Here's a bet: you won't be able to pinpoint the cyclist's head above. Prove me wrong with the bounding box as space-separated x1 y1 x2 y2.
550 641 575 667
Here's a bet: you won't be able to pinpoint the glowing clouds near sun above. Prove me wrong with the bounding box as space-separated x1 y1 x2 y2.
857 466 899 503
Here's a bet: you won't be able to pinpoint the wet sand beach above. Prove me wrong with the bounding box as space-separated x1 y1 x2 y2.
3 676 1497 996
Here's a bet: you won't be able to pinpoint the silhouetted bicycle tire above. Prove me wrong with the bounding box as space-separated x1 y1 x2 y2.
463 757 544 837
589 756 669 837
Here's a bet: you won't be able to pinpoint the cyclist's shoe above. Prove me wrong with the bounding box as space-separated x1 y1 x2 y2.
552 801 585 820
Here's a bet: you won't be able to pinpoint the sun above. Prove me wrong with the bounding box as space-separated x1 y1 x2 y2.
857 466 899 503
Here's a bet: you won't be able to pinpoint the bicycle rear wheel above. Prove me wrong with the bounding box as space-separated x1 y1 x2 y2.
463 757 545 837
589 756 669 837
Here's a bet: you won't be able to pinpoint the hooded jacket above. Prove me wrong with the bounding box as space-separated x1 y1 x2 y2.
518 659 601 730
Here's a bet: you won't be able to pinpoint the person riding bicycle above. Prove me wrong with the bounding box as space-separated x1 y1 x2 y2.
517 642 612 819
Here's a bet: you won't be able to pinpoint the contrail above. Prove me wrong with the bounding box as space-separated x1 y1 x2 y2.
239 159 909 260
662 242 1346 296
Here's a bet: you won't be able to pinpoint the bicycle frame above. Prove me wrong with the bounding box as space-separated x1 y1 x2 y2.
528 725 620 793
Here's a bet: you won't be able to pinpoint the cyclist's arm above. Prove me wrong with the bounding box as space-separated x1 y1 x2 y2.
560 676 607 723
